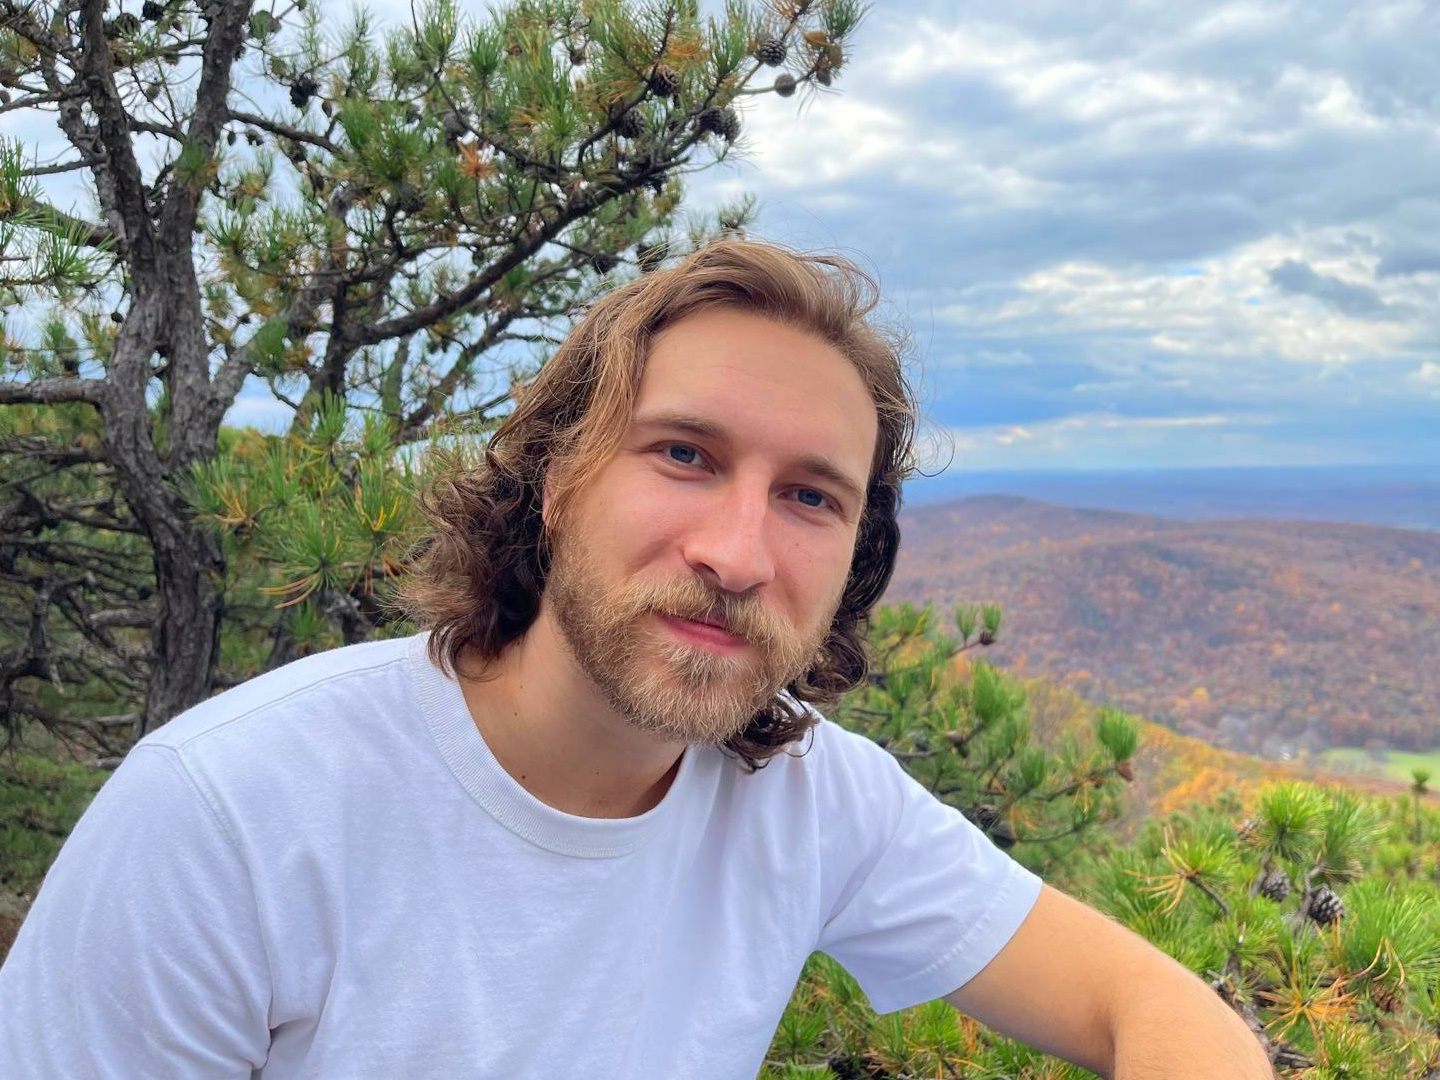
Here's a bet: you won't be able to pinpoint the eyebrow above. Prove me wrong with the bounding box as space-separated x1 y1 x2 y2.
631 410 869 510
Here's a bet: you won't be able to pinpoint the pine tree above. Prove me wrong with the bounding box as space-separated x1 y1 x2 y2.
762 772 1440 1079
837 602 1139 878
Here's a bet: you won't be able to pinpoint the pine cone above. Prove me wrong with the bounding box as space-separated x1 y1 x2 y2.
972 804 1001 831
718 107 741 142
1307 884 1345 925
112 11 140 34
1258 866 1291 902
141 0 163 20
754 38 787 66
614 109 644 139
828 1051 894 1080
396 182 425 215
697 107 728 136
773 73 797 98
441 109 467 146
288 74 318 110
647 64 680 98
1370 981 1403 1014
589 251 618 274
696 107 740 143
1236 818 1258 844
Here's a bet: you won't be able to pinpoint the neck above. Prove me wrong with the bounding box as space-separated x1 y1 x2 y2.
455 609 687 819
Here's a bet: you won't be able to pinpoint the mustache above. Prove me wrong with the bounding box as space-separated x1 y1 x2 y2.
610 576 793 649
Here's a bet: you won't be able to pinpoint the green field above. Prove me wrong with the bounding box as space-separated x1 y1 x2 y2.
1318 746 1440 785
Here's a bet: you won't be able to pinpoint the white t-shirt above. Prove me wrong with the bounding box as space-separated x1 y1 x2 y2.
0 633 1042 1078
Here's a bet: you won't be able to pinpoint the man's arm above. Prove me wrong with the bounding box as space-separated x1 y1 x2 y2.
944 884 1274 1080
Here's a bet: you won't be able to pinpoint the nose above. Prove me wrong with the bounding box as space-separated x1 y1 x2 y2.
680 478 777 596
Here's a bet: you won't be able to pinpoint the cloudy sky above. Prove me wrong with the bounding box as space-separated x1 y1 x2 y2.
9 0 1438 473
682 0 1440 474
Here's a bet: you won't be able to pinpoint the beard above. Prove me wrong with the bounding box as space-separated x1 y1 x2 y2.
546 539 838 746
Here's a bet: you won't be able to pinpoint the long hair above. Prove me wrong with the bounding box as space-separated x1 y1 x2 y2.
395 239 918 770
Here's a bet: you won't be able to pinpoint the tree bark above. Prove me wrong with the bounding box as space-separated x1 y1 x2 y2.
100 274 228 739
139 513 224 738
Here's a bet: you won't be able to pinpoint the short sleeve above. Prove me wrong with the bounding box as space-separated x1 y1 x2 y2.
813 725 1044 1015
0 745 273 1078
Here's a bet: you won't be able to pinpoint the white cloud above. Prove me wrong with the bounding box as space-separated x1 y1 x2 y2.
1275 66 1382 130
926 411 1313 472
1188 2 1287 41
937 228 1435 365
732 92 1064 208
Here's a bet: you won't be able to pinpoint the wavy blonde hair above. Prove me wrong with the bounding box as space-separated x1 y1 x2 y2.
397 239 917 770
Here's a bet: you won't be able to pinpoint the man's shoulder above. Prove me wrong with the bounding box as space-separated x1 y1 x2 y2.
140 633 419 756
767 710 905 790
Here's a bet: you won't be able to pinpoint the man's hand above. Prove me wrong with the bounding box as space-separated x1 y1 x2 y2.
944 884 1274 1079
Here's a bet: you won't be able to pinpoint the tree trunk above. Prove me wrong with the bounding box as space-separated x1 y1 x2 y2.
101 423 227 740
138 514 224 739
100 276 228 741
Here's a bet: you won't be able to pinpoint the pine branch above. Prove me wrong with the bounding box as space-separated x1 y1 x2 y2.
1039 769 1114 803
127 107 191 134
227 108 343 156
391 255 583 439
1210 972 1311 1070
10 197 118 249
19 156 102 177
0 87 69 115
0 436 107 467
0 376 103 406
0 1 82 68
76 0 155 267
1186 874 1231 917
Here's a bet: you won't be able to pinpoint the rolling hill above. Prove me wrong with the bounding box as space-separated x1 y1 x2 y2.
888 495 1440 758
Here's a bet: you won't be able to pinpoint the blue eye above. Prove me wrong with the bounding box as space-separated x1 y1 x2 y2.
795 489 826 508
666 444 699 465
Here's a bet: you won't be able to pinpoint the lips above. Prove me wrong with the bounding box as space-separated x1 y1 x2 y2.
691 611 730 632
659 605 733 633
656 611 748 649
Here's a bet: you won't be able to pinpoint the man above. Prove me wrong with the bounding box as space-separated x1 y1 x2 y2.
0 241 1272 1078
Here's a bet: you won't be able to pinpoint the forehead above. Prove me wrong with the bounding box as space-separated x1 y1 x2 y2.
636 307 878 482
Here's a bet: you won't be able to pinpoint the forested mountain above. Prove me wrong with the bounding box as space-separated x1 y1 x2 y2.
888 495 1440 756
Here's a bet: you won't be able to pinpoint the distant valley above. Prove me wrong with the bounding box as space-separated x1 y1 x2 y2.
904 465 1440 531
887 494 1440 759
